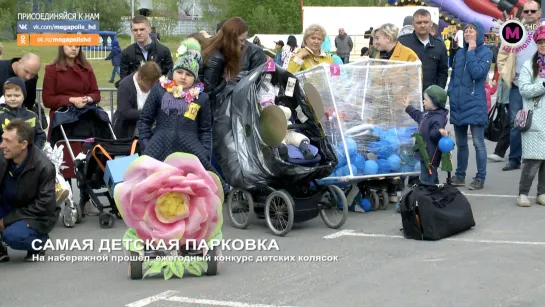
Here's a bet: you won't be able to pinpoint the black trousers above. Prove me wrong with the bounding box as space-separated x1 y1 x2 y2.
493 104 510 158
519 159 545 195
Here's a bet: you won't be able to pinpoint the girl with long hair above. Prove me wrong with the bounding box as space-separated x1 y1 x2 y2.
281 35 299 69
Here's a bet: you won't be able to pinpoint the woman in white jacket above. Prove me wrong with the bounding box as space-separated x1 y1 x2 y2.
516 25 545 207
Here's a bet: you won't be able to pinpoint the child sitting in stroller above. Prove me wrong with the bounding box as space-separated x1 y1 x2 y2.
137 39 228 193
258 73 314 161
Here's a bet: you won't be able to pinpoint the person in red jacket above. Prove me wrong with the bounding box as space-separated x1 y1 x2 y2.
42 46 100 138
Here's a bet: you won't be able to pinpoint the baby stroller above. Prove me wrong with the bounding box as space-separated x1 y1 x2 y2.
213 63 348 237
49 105 118 228
74 137 140 228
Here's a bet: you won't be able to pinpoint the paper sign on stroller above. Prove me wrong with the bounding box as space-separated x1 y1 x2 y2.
104 154 139 197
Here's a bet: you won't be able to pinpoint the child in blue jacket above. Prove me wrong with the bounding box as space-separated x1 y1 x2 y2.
401 85 450 185
105 40 121 83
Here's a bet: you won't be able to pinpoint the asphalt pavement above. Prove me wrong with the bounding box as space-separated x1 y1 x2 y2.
2 126 545 307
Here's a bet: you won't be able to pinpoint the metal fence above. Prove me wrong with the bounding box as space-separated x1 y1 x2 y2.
36 88 118 125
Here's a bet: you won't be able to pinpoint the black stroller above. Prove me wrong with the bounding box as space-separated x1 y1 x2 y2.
49 105 138 228
214 64 349 236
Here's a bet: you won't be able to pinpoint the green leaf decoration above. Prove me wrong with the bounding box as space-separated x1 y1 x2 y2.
163 266 174 280
143 261 166 279
187 262 202 276
170 260 185 279
199 260 208 273
122 228 145 254
142 260 152 270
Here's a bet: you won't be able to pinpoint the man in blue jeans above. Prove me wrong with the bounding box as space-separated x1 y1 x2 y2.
0 119 58 262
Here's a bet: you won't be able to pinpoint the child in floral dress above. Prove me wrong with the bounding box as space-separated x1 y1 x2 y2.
138 39 228 193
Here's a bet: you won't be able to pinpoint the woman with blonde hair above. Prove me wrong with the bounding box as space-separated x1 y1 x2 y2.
287 24 333 73
373 23 418 62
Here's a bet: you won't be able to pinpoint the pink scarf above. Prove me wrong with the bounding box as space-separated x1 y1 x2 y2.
538 54 545 78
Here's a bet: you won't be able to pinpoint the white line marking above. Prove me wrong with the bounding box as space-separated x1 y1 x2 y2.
462 193 532 199
126 290 179 307
165 296 300 307
324 230 545 246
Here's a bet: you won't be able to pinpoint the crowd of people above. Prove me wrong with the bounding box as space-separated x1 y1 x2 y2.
0 1 545 262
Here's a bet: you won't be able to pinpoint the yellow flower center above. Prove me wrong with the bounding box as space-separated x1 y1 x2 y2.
156 192 188 219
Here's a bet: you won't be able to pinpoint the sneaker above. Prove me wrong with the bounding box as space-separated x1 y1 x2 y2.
55 183 70 204
536 194 545 206
517 194 532 207
24 249 45 262
449 176 465 186
487 154 505 162
0 243 9 262
468 178 484 190
502 162 521 171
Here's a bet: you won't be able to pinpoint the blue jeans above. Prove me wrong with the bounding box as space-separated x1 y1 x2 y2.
341 56 350 64
0 205 48 252
453 124 487 182
110 66 120 81
508 85 523 165
419 161 439 185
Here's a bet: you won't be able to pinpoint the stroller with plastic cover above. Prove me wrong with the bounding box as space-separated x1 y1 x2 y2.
213 63 348 236
49 105 128 228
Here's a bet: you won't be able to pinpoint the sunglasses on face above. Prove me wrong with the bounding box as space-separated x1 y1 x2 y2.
524 10 538 14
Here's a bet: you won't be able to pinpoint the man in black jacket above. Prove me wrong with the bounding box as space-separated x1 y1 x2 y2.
0 53 41 110
0 119 57 262
119 15 173 83
398 9 449 90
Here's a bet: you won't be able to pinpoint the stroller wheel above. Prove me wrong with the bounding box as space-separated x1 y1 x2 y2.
205 248 220 276
265 190 294 237
320 185 348 229
227 188 254 229
378 189 389 210
129 251 143 280
62 199 77 228
99 212 116 229
369 190 380 211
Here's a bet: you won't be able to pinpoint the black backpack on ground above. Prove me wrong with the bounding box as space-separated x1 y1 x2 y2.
399 176 476 241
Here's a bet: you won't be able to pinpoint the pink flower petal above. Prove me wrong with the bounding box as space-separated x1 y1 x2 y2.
183 197 207 237
207 171 225 203
164 153 221 194
142 204 186 241
123 155 177 182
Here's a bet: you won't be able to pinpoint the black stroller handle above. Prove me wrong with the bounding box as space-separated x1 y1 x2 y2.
287 123 312 130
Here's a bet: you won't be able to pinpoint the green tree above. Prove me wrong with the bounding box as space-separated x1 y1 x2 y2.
0 0 17 38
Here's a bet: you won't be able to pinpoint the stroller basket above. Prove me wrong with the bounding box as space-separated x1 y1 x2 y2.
85 138 140 173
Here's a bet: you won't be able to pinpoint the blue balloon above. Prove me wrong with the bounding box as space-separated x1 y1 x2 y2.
384 136 400 152
353 154 366 170
376 159 391 174
344 137 358 155
414 161 421 172
363 160 379 175
360 198 372 212
400 164 413 173
348 164 358 175
438 136 455 152
388 154 401 172
335 146 347 167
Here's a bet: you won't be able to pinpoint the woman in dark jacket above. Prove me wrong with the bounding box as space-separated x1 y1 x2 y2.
112 62 162 138
200 17 249 109
447 21 493 190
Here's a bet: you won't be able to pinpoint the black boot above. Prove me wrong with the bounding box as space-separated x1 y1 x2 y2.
299 141 314 160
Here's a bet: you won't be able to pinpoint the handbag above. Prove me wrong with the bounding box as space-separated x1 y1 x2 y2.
485 102 503 142
514 96 540 132
399 179 476 241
